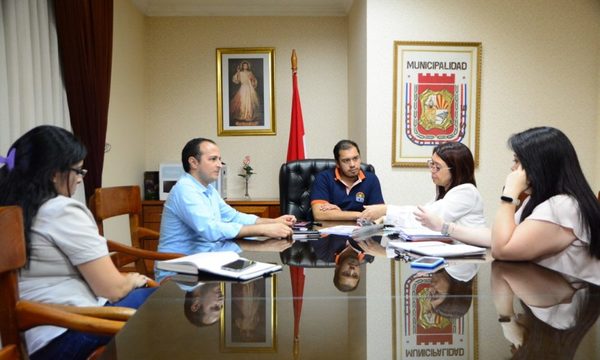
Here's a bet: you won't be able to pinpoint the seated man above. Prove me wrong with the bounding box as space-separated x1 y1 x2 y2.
311 236 376 292
156 137 294 280
310 139 384 221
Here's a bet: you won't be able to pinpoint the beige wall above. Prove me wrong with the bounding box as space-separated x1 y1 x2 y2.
348 0 368 158
102 0 147 241
143 16 349 199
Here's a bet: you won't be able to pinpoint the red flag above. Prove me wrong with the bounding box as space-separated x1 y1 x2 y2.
287 50 305 162
288 50 306 351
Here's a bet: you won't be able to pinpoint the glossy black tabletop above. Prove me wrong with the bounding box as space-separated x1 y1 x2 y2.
101 239 600 360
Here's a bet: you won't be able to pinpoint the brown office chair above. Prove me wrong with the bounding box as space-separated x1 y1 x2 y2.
0 206 133 360
88 186 181 278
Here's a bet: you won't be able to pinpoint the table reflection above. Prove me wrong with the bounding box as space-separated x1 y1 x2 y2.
491 261 600 359
101 233 600 360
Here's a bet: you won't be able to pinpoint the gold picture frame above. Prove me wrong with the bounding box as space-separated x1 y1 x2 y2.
219 276 277 353
216 47 276 136
392 41 481 167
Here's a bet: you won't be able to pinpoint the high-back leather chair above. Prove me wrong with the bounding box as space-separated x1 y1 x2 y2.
0 206 132 360
278 159 375 221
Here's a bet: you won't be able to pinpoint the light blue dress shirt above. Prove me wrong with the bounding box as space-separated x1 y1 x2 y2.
155 173 257 280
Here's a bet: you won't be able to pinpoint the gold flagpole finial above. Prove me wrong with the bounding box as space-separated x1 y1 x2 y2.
291 49 298 73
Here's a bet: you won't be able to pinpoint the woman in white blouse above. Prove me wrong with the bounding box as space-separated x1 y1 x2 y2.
360 142 490 247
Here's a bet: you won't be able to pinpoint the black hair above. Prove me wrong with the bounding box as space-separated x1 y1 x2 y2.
512 284 600 360
0 125 87 256
508 127 600 258
333 139 360 162
181 138 216 173
431 268 474 319
433 142 476 200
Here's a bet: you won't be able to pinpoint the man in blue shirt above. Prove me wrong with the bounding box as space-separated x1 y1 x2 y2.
156 138 295 280
310 140 384 221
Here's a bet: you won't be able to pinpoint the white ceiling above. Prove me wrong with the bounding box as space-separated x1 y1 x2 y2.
130 0 354 16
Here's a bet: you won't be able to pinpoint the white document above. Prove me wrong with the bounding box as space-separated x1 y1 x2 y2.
388 240 486 258
156 251 282 280
318 225 359 236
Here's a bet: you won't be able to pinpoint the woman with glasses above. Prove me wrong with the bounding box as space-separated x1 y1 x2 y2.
0 125 154 360
360 142 490 247
491 127 600 281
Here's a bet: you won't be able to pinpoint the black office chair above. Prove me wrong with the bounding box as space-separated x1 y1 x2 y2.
278 158 375 221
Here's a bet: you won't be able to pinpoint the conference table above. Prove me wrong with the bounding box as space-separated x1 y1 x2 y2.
101 233 600 359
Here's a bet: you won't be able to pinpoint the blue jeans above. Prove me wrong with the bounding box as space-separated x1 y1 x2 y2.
29 287 156 360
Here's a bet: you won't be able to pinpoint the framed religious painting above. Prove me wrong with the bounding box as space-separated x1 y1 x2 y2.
220 276 277 353
216 48 276 136
391 261 479 359
392 41 481 167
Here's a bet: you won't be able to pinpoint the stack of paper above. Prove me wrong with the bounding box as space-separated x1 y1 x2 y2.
388 240 486 258
318 225 359 236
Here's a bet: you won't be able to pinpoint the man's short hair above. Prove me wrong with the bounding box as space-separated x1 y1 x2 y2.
333 140 360 162
181 138 216 172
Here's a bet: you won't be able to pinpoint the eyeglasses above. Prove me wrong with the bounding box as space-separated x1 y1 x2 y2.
70 168 88 177
427 159 452 173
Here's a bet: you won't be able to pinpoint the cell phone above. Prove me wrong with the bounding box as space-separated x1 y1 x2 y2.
410 256 445 269
221 259 256 272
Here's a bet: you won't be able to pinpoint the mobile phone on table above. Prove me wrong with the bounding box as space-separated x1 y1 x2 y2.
410 256 445 269
221 259 256 272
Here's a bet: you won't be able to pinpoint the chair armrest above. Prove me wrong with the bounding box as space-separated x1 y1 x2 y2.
16 301 125 336
137 227 160 240
107 240 183 260
41 302 135 321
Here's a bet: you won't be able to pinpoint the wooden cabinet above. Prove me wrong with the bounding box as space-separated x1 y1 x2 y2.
141 199 280 231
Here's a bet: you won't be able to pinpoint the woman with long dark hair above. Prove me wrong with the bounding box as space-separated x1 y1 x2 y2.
492 127 600 281
0 125 154 360
360 142 490 247
492 261 600 359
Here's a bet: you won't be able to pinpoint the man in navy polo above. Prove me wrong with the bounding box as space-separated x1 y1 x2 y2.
310 140 385 221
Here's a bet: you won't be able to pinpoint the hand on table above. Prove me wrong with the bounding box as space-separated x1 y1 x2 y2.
261 223 293 238
413 206 444 232
276 214 297 226
360 204 387 221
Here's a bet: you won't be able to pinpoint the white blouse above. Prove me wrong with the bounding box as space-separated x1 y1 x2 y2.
386 183 486 228
516 195 600 286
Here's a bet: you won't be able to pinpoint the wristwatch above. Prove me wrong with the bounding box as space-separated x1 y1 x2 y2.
500 195 520 206
498 315 512 323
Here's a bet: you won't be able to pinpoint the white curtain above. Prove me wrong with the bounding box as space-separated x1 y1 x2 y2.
0 0 71 153
0 0 85 204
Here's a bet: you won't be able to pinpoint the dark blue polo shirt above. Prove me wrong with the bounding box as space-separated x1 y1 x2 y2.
310 168 384 212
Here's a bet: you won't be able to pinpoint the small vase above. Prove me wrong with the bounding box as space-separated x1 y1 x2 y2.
244 177 251 199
